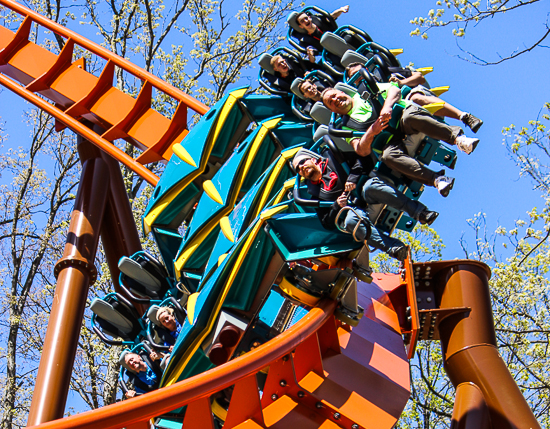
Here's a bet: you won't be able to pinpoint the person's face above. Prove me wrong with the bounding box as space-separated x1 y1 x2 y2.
125 354 145 372
159 311 177 331
273 57 289 74
296 158 320 180
348 65 362 77
322 89 352 115
301 81 319 100
297 13 315 31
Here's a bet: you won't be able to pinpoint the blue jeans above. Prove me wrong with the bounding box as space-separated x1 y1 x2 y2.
343 207 404 253
362 176 426 220
342 176 425 253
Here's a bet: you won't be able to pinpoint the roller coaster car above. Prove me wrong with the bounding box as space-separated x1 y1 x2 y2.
172 116 287 277
146 297 186 352
258 47 310 96
90 293 145 346
290 69 335 122
320 26 373 78
118 251 173 303
118 342 164 398
342 52 398 84
286 6 338 54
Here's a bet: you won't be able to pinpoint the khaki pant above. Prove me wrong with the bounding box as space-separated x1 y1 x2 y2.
380 105 462 186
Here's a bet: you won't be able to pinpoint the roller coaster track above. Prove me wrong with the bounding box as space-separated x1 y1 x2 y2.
0 1 543 428
0 0 208 186
26 284 411 429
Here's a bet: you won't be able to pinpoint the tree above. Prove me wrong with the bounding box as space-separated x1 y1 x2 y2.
409 0 549 65
0 110 80 429
0 0 298 426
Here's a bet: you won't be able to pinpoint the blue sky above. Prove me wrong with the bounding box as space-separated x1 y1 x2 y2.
0 0 549 418
305 0 550 259
1 0 549 262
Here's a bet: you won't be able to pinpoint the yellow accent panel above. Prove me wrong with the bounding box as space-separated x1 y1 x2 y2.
317 255 340 266
165 204 288 386
430 86 450 96
172 142 197 167
279 277 320 307
220 216 234 242
143 87 247 234
271 178 296 208
203 180 224 204
422 102 445 115
211 398 228 421
260 204 288 220
186 292 200 324
174 118 282 273
251 147 299 219
389 48 403 56
218 253 228 266
416 67 433 75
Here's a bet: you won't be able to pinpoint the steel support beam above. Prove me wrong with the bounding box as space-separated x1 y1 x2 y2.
27 152 110 425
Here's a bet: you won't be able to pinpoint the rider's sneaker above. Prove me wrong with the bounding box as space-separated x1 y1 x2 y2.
461 113 483 133
456 135 479 155
418 209 439 226
434 175 455 197
388 245 409 262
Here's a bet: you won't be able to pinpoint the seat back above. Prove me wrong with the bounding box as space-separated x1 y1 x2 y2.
258 53 275 75
310 102 332 125
291 78 305 99
313 125 354 153
341 50 368 68
321 32 354 57
286 11 305 34
334 82 359 97
90 294 142 342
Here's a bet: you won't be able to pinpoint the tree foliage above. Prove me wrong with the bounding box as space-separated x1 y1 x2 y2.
0 0 297 427
410 0 549 65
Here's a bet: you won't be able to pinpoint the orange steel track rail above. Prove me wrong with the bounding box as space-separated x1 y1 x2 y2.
25 275 412 429
27 300 338 429
0 0 209 186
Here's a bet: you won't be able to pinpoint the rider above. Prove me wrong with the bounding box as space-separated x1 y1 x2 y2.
321 85 480 197
346 62 483 133
292 148 438 261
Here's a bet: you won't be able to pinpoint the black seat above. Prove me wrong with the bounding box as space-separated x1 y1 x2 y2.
146 297 186 351
90 293 144 346
118 251 171 302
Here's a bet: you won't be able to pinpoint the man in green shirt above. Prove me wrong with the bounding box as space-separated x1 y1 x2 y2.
321 86 480 197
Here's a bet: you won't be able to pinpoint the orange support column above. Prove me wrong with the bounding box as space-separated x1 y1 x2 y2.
435 261 541 429
27 154 110 425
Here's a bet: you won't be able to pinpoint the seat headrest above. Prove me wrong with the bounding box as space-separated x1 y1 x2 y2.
313 126 354 153
291 78 306 99
258 53 274 75
147 305 162 327
313 124 329 141
320 32 354 57
334 82 359 97
119 257 162 291
287 11 306 34
90 297 134 332
310 102 332 125
341 50 368 68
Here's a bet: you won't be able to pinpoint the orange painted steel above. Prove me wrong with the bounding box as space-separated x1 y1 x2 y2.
0 72 160 185
26 300 338 429
25 277 412 429
0 0 208 183
0 0 207 116
28 156 111 425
